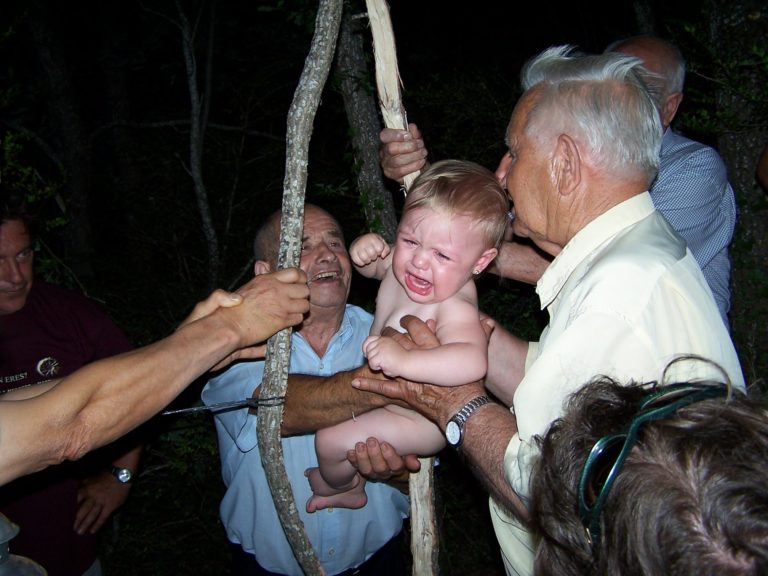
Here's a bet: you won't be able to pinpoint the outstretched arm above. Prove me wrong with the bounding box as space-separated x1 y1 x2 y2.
0 269 309 485
490 240 552 285
273 362 402 435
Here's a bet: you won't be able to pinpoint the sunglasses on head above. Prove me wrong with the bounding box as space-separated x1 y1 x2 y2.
577 382 729 551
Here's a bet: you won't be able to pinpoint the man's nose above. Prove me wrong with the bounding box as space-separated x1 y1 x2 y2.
316 241 338 261
0 259 23 283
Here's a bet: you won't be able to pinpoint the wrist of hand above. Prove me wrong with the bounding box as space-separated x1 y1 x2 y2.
440 384 488 430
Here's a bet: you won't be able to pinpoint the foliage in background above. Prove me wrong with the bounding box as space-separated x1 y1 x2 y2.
666 3 768 392
671 23 768 138
0 132 81 288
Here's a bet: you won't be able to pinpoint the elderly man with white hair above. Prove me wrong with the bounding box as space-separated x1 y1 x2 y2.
352 45 745 576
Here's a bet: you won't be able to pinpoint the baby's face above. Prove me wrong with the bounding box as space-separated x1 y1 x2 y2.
392 207 489 303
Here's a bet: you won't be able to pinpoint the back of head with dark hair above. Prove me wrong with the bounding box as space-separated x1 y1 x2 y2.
253 209 283 267
0 191 34 238
531 377 768 576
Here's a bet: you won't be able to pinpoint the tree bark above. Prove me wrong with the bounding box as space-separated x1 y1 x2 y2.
256 1 342 574
365 0 420 192
705 0 768 384
176 0 220 290
365 2 438 574
335 9 398 243
27 0 95 280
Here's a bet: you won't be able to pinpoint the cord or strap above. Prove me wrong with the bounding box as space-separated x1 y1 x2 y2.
161 395 284 416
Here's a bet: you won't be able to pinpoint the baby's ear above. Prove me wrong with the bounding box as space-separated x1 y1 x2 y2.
254 260 272 276
473 248 499 274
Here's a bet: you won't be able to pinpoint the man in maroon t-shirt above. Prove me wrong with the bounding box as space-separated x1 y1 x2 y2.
0 203 141 576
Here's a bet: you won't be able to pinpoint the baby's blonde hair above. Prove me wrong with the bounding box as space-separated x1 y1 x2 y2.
404 159 509 250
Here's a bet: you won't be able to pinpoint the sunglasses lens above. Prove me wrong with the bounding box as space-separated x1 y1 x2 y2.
583 436 624 509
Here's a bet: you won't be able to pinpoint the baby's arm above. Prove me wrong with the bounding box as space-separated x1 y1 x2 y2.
349 233 392 280
364 298 488 386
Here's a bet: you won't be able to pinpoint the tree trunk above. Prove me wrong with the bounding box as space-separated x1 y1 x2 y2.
176 0 220 290
632 0 658 36
335 8 398 243
256 1 343 574
705 0 768 385
28 0 95 281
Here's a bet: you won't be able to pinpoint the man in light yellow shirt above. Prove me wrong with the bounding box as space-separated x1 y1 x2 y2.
353 44 744 576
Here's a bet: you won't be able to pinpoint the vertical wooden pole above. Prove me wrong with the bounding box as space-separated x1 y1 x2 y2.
365 2 438 574
257 2 342 574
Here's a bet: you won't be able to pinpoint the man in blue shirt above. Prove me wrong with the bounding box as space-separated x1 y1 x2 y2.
606 35 737 323
202 204 409 576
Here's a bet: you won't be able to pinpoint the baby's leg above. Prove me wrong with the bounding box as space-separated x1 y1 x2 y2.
314 407 443 487
307 407 445 512
306 417 374 513
381 404 446 456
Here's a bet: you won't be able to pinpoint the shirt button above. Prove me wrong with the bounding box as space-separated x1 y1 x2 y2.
319 363 324 370
328 548 335 557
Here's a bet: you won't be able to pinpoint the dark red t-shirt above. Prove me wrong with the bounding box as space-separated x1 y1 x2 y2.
0 281 133 576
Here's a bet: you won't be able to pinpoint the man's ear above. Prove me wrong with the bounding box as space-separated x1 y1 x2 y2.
473 248 499 275
254 260 271 276
552 134 581 196
661 92 683 129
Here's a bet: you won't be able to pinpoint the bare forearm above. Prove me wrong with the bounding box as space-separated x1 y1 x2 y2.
0 380 58 400
415 381 528 520
280 365 396 435
485 325 528 405
397 344 487 386
460 403 528 520
0 313 240 484
112 444 143 473
492 241 551 285
73 315 241 447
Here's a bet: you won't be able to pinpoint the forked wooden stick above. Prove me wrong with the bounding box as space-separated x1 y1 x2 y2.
365 3 437 574
257 1 342 574
366 0 420 193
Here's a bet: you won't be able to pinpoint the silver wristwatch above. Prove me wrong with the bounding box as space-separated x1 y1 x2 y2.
445 395 491 448
111 466 134 484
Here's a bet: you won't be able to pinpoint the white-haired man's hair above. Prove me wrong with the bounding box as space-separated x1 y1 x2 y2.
520 45 662 186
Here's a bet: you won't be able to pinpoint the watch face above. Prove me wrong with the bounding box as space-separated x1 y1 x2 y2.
116 468 132 483
445 420 461 446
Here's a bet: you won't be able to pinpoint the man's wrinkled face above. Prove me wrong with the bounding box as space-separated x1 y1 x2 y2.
0 219 34 315
299 206 352 311
495 90 555 249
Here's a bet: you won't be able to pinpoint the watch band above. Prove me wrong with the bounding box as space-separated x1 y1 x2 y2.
446 395 492 448
453 395 491 426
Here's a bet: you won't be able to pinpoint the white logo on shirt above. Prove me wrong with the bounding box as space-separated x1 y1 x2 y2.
36 357 60 377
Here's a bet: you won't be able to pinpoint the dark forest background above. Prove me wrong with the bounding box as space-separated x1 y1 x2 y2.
1 0 766 574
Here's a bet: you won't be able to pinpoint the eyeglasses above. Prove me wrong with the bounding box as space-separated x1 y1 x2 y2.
577 382 729 550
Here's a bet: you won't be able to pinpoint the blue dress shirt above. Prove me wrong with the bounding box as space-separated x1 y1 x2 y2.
651 128 737 322
202 304 409 576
